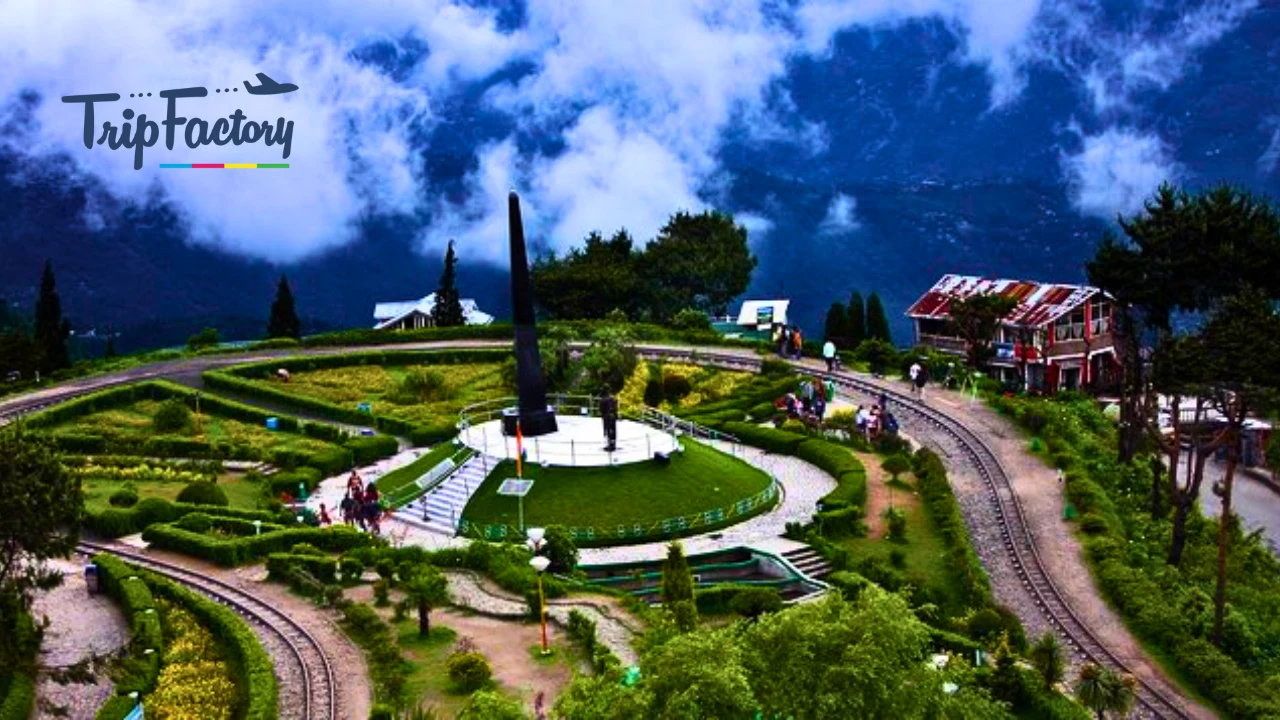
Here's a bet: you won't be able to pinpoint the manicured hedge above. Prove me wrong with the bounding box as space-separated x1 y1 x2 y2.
84 499 288 539
92 555 162 699
142 523 376 567
266 553 339 583
345 434 400 465
142 568 278 720
721 422 806 455
0 673 34 720
267 467 323 498
693 583 753 614
912 448 994 610
0 612 36 720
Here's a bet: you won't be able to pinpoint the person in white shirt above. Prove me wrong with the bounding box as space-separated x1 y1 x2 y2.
823 341 836 371
909 362 922 395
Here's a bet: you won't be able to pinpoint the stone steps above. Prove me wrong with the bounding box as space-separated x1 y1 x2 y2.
402 455 495 535
782 546 833 581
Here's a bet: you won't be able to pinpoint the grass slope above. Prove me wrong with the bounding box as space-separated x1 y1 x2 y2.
461 439 772 536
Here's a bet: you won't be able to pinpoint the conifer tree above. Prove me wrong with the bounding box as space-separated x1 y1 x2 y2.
824 302 849 345
33 261 70 373
661 541 697 631
847 291 866 347
266 275 301 339
432 240 466 327
866 292 892 344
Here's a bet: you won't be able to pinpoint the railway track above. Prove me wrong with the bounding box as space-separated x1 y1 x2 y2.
640 346 1196 720
3 341 1199 718
77 541 336 720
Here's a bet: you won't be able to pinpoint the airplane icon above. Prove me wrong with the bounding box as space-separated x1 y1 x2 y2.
243 73 298 96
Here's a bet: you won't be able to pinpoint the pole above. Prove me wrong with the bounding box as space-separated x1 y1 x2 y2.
537 570 549 655
519 494 524 533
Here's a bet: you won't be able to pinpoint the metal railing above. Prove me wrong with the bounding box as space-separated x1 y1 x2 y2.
383 445 475 510
454 395 738 468
457 480 780 543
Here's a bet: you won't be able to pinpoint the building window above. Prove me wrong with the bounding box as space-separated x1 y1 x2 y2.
1055 310 1085 341
1090 298 1111 335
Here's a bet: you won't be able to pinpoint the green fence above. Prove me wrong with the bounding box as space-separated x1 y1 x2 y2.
458 481 779 544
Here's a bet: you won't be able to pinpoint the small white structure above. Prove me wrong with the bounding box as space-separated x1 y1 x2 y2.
372 293 494 330
735 299 789 328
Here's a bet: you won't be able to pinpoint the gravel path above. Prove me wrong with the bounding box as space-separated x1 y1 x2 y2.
442 569 642 667
31 559 129 720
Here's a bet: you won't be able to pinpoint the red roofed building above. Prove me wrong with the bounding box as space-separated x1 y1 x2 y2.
905 274 1120 392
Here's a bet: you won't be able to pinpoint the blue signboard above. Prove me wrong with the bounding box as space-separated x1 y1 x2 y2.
124 703 144 720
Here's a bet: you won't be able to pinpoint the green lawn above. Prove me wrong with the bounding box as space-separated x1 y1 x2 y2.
376 443 459 497
50 400 334 455
81 473 263 513
837 467 961 613
246 362 508 425
460 439 773 535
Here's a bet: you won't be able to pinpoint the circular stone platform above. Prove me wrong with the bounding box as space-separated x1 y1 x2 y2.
459 415 678 467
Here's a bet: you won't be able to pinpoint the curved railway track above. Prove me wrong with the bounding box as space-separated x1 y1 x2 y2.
77 541 336 720
641 347 1197 720
0 341 1199 718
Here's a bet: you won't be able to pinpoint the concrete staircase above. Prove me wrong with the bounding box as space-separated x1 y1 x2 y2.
782 546 833 581
401 455 495 536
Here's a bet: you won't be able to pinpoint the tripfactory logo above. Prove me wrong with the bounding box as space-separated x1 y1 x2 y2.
61 73 297 170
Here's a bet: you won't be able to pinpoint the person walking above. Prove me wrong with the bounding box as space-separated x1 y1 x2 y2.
823 340 836 372
792 327 803 360
773 325 785 356
318 503 332 526
914 361 928 398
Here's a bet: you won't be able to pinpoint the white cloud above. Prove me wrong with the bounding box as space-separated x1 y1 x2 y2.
819 192 862 235
1259 120 1280 175
1061 127 1180 220
735 212 774 250
0 0 518 263
795 0 1044 108
1031 0 1258 116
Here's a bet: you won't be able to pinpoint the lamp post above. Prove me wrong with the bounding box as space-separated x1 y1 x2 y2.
527 527 551 656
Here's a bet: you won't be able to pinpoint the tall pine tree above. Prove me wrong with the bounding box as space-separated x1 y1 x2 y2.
866 292 892 344
266 275 301 339
431 240 466 327
824 302 849 345
33 261 70 373
847 291 866 347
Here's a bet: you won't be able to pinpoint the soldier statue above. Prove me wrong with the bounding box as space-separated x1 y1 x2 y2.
600 387 619 451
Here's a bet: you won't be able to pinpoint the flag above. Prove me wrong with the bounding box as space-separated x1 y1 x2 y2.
516 419 523 477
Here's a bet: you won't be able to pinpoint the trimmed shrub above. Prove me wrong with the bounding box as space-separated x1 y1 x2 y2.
142 523 375 567
152 398 192 433
108 487 139 508
693 584 748 614
447 652 492 693
266 553 339 584
722 422 806 455
345 434 400 465
176 481 228 507
825 570 871 600
662 373 692 401
728 587 783 619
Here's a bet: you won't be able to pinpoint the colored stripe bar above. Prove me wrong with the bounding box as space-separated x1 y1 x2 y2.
158 163 289 169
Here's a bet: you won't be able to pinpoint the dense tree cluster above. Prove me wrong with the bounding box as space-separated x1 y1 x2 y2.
1 261 73 379
532 211 757 323
823 289 891 352
1085 183 1280 647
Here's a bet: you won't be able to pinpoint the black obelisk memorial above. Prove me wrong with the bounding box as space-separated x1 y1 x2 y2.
501 191 558 437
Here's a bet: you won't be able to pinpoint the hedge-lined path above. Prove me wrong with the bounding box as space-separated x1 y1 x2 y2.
86 541 375 720
804 358 1214 720
441 569 642 667
30 558 129 720
173 378 384 442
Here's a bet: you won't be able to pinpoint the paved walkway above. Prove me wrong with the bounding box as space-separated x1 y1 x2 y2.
1194 457 1280 558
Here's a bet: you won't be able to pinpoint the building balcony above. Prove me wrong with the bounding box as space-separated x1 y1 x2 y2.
916 333 967 354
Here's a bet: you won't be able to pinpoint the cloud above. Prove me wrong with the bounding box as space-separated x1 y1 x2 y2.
1259 119 1280 176
1061 127 1180 220
795 0 1044 108
1031 0 1258 116
819 192 862 235
0 0 525 263
735 212 774 250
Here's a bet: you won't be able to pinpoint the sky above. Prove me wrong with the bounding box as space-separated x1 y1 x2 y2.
0 0 1271 275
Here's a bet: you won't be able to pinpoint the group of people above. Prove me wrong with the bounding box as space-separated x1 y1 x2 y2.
329 470 384 535
854 401 898 439
778 376 834 424
773 325 804 360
